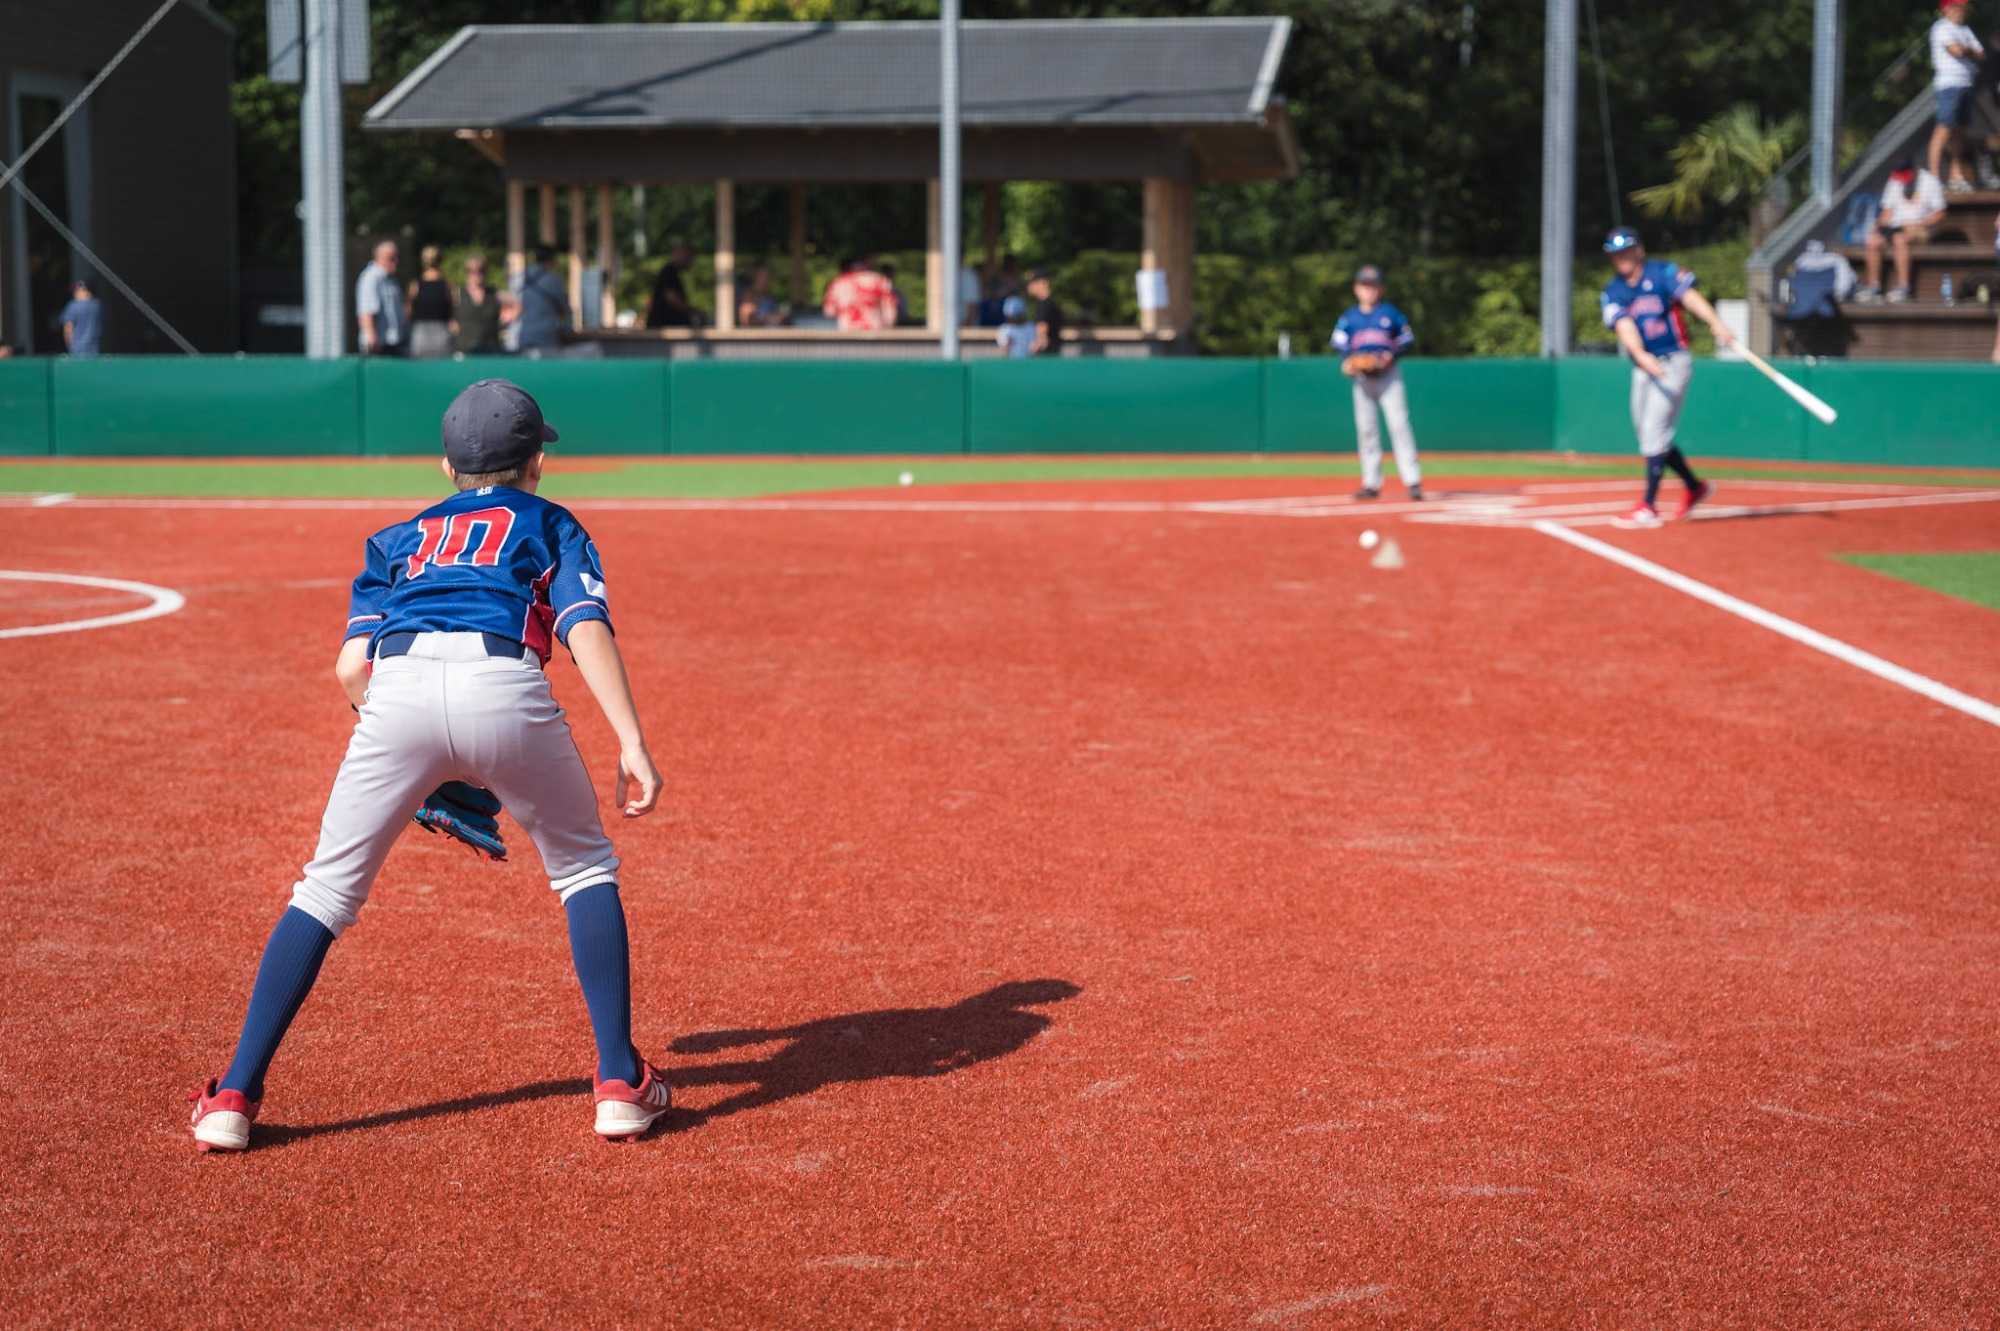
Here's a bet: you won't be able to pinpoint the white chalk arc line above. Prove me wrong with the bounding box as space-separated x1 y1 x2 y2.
1533 521 2000 730
0 570 187 639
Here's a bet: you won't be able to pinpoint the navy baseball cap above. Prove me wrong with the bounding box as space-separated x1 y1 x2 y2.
441 379 558 472
1603 227 1643 254
1354 264 1384 285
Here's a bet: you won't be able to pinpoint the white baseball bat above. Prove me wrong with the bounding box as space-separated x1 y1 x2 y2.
1737 345 1838 426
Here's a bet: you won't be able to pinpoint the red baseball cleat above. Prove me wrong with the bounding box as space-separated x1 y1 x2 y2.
1674 479 1714 520
188 1078 260 1153
1615 502 1662 529
593 1058 672 1141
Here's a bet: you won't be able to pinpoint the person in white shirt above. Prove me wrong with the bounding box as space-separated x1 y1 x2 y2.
1856 162 1948 302
1929 0 1985 192
354 239 406 355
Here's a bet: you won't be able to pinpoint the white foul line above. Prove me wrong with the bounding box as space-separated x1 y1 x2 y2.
1533 521 2000 730
0 570 187 639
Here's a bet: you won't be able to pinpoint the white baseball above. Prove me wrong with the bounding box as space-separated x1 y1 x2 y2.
898 471 914 486
1359 529 1380 550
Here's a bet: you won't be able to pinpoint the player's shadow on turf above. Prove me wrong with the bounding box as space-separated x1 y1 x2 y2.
662 978 1081 1130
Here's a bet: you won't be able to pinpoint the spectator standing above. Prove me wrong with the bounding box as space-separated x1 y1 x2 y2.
408 246 455 360
822 256 898 331
1930 1 1985 192
959 263 981 326
354 240 406 355
455 255 503 354
1330 265 1423 502
498 290 522 353
1027 270 1065 355
1856 161 1948 302
644 243 696 328
996 295 1035 357
59 279 103 358
514 244 571 354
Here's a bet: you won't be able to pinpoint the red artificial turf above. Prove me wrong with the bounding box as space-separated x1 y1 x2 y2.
1 478 1996 1328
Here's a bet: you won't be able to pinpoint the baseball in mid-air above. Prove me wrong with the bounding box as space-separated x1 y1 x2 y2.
1359 529 1380 550
898 471 915 486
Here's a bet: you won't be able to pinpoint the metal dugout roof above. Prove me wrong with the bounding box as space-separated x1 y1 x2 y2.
364 19 1297 184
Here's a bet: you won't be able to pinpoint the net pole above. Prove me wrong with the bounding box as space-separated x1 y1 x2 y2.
1810 0 1843 203
1539 0 1577 358
302 0 348 358
939 0 962 360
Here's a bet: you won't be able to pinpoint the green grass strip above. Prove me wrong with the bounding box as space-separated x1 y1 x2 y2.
2 454 1997 500
1837 552 2000 613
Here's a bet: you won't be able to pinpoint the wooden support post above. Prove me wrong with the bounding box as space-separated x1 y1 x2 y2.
568 187 586 326
597 184 616 328
1168 179 1196 336
925 179 944 332
714 178 737 332
506 180 526 284
788 184 809 307
1140 178 1166 335
538 185 557 247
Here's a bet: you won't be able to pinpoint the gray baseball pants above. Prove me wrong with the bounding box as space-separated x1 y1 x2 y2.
290 632 620 937
1352 366 1422 490
1630 352 1693 457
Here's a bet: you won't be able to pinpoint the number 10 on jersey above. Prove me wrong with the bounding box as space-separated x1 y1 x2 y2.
406 507 517 577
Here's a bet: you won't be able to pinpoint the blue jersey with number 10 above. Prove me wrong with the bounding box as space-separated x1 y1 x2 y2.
344 486 611 662
1601 260 1696 357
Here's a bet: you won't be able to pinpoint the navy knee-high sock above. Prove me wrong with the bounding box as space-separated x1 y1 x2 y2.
564 883 640 1084
1661 445 1699 489
220 907 335 1100
1644 454 1668 508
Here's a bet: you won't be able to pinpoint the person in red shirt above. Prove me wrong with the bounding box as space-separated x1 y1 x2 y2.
822 255 898 331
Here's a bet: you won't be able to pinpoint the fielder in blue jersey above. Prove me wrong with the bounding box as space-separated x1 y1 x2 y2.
1599 228 1736 527
189 379 673 1152
1330 264 1424 501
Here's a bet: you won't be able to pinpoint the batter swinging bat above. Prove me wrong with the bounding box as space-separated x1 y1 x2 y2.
1737 346 1838 426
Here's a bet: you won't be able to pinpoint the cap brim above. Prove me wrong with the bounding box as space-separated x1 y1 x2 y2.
540 422 559 444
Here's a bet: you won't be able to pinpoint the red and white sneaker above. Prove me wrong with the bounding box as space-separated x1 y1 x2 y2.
1616 502 1662 529
593 1059 672 1141
1674 479 1713 520
188 1078 259 1153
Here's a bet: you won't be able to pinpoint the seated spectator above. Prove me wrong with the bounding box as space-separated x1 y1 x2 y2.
645 244 696 328
737 264 790 327
1788 239 1858 314
515 244 570 353
455 254 503 354
1855 162 1946 302
822 255 897 332
996 295 1034 358
408 245 455 359
59 279 103 358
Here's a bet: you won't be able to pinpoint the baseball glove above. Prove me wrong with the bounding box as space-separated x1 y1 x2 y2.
413 781 507 860
1346 351 1393 376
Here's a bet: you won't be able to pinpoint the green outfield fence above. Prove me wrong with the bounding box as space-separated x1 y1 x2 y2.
1 357 1993 467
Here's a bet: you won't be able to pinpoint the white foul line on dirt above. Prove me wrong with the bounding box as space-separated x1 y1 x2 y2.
0 570 187 639
1532 520 2000 730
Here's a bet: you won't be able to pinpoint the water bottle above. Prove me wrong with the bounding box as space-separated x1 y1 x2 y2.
1940 274 1954 306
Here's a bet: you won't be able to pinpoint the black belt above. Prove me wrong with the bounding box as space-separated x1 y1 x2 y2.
374 631 525 660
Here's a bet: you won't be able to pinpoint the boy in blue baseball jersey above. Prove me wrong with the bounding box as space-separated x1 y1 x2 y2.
1599 228 1736 527
189 379 672 1151
1330 265 1423 501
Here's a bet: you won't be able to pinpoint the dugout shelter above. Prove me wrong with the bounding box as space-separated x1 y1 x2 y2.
364 18 1298 358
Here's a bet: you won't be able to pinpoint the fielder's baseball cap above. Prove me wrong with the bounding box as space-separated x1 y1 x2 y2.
441 378 558 473
1354 264 1384 285
1602 227 1643 254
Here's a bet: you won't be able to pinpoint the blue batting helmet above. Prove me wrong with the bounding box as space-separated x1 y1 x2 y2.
1602 227 1643 254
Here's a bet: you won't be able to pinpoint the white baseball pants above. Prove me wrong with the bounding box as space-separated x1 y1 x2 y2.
1630 352 1693 457
290 632 620 937
1352 366 1423 490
